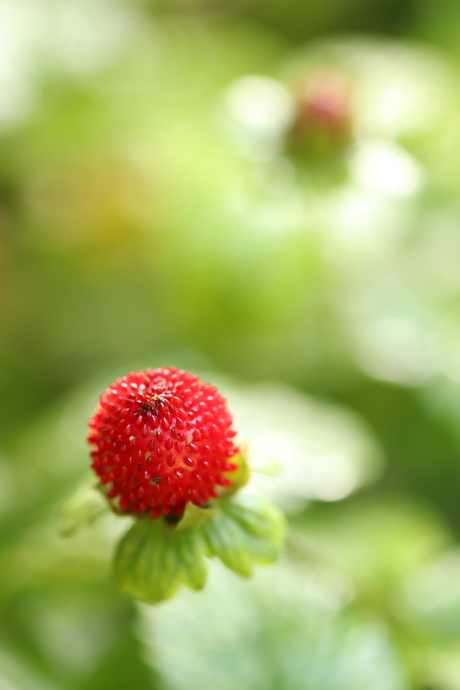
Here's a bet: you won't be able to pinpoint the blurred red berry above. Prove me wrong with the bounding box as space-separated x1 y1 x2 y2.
88 368 239 518
290 70 353 152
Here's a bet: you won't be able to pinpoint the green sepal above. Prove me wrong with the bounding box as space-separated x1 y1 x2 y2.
175 502 217 531
219 448 251 497
112 493 285 604
113 518 209 604
202 494 286 577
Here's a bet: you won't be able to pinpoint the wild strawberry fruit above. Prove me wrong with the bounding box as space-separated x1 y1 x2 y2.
88 368 239 518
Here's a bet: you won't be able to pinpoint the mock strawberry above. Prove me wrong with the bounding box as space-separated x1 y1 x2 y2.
88 368 239 518
289 70 352 156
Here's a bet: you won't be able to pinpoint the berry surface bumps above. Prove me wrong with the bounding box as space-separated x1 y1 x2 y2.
88 368 239 518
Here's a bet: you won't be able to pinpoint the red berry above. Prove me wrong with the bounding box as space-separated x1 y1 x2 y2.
88 368 239 518
290 70 352 151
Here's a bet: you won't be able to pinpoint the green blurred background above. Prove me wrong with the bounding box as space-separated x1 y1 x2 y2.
3 0 460 688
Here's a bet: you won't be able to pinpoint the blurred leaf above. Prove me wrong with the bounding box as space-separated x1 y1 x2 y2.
58 481 109 537
215 380 382 510
140 558 408 690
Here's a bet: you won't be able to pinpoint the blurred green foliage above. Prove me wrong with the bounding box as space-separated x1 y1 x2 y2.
3 0 460 688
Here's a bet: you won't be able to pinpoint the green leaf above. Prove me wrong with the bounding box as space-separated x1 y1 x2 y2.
113 518 209 604
175 502 217 531
202 494 286 577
